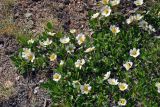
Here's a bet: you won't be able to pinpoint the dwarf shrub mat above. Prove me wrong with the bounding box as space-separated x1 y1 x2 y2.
12 0 160 106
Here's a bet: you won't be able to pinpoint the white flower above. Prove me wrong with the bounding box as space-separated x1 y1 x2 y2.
148 25 156 32
40 38 52 47
123 61 133 71
80 84 92 94
91 13 100 19
108 78 119 85
110 25 120 34
139 20 156 33
101 0 109 5
118 98 127 106
49 53 57 61
101 6 111 17
134 0 143 6
110 0 120 6
65 44 76 53
118 83 128 91
60 60 64 66
103 71 111 80
70 29 76 34
72 80 81 88
155 82 160 88
84 47 95 53
76 33 86 45
134 14 143 21
75 59 85 69
129 48 140 58
53 73 61 82
47 32 56 36
139 20 148 30
126 16 134 24
155 82 160 93
126 14 143 24
22 48 35 62
27 39 34 44
60 36 70 44
158 88 160 93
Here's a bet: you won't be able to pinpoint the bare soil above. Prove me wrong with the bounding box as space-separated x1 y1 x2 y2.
0 0 95 106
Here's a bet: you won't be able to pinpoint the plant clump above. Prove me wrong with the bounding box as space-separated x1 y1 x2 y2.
12 0 160 106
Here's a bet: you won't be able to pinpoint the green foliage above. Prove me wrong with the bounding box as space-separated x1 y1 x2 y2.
12 1 160 107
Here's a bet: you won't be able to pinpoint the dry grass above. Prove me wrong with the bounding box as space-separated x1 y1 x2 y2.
0 0 25 36
0 81 15 101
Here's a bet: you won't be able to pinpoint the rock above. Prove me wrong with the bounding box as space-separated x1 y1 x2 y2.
34 86 39 94
24 12 32 18
39 79 44 83
26 20 34 29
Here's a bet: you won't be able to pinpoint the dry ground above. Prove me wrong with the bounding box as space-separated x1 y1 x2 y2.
0 0 95 106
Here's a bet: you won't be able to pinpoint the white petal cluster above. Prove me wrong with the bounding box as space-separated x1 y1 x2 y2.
101 6 112 17
84 47 95 53
118 83 128 91
75 59 85 69
76 33 86 45
110 0 120 6
103 71 111 80
108 78 119 85
53 73 61 82
22 48 35 62
155 82 160 93
70 29 76 34
91 13 100 19
60 36 70 44
130 48 140 58
47 32 56 36
139 20 156 33
80 84 92 94
118 98 127 106
126 14 143 24
101 0 109 5
40 38 52 47
27 39 34 44
66 44 76 54
49 53 57 61
134 0 143 6
110 25 120 34
123 61 133 71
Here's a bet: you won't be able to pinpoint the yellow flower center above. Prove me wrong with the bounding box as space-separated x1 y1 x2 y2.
50 54 57 61
83 85 89 92
112 28 117 33
28 54 33 60
104 9 109 15
127 63 132 68
80 37 85 43
53 74 60 79
120 99 126 104
120 85 126 90
102 0 109 4
132 51 137 55
137 2 141 5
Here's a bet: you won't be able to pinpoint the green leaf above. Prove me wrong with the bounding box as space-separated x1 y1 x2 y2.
47 22 53 30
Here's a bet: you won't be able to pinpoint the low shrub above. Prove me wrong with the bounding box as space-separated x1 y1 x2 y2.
12 0 160 106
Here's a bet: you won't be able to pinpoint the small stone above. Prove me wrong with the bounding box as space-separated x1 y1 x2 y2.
34 86 39 94
39 79 44 83
16 76 20 81
25 13 32 18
